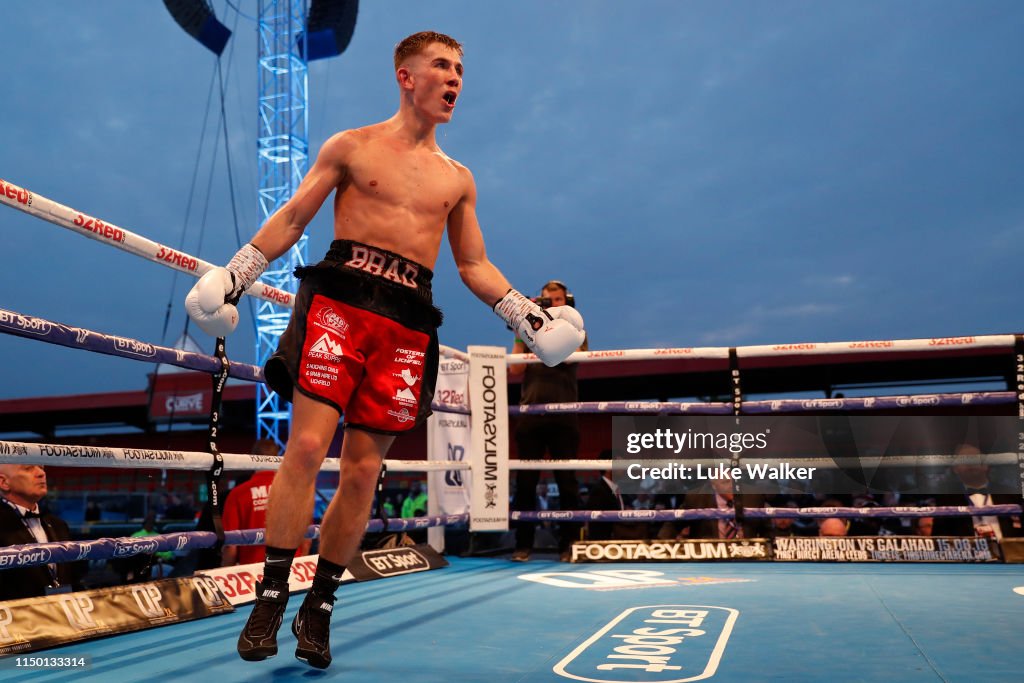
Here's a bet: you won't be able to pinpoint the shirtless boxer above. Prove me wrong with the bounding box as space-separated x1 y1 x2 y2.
185 31 585 669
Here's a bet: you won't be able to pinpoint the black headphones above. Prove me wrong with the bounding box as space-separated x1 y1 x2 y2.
534 280 575 308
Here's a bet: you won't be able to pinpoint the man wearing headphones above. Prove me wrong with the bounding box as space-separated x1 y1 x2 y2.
509 280 587 562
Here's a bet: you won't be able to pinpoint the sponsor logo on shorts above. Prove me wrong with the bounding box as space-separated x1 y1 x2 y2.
552 604 738 682
344 245 420 289
387 408 415 423
315 307 350 336
393 386 417 405
394 347 425 365
304 361 339 388
309 332 343 362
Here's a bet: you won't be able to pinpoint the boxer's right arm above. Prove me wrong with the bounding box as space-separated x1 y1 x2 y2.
184 131 353 337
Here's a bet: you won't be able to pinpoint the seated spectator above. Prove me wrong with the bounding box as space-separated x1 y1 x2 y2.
848 494 883 536
770 499 801 538
675 474 768 540
0 464 85 599
932 443 1024 540
819 518 849 537
915 516 934 536
585 471 647 541
401 481 428 518
115 512 176 582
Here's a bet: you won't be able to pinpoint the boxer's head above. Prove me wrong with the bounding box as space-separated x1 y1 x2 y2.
395 32 464 123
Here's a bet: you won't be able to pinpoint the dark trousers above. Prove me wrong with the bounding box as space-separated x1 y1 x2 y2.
512 417 581 551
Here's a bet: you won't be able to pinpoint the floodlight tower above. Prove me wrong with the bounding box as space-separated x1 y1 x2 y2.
163 0 358 449
254 0 310 449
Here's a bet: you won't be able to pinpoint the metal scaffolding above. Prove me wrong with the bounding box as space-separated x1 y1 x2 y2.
255 0 309 448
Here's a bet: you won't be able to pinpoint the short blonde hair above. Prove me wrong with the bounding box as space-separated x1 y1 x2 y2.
394 31 463 69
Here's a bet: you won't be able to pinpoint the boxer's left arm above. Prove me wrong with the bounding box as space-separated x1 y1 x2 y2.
448 167 585 367
446 166 514 306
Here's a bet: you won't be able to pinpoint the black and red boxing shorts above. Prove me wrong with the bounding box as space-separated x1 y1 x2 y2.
264 240 442 435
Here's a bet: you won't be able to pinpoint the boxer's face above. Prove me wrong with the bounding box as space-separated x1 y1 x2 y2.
399 43 463 124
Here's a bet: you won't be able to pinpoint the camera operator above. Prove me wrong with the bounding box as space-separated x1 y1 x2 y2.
509 280 588 561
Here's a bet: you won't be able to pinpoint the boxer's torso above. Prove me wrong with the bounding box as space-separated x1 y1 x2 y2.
331 123 467 269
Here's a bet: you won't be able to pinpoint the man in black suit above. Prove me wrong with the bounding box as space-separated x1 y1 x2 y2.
932 444 1023 540
675 475 769 540
0 464 85 600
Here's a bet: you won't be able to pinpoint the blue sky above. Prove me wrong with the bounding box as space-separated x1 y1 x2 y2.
0 1 1021 399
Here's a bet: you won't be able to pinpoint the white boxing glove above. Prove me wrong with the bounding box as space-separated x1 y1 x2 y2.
185 244 268 337
494 288 585 367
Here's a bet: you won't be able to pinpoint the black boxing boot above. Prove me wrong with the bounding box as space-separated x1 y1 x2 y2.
237 578 290 661
292 589 336 669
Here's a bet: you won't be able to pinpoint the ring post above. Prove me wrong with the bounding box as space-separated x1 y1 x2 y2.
467 346 509 532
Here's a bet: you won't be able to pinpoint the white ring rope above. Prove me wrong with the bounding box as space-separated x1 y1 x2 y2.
3 441 1014 474
2 177 1013 371
0 177 294 308
508 334 1016 365
0 440 470 473
439 345 469 362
